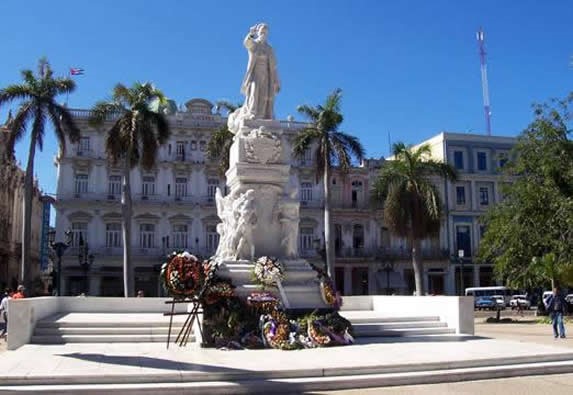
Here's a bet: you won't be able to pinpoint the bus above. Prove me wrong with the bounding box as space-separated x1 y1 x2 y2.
464 286 514 306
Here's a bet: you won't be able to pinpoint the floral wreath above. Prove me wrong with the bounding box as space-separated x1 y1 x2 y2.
160 251 205 297
253 256 284 287
320 277 342 309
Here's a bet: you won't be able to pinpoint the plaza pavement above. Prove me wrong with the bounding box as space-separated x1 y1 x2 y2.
0 314 571 394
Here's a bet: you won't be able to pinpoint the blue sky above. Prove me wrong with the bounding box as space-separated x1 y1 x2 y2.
1 0 572 199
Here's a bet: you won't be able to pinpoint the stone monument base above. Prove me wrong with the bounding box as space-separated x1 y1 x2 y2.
215 259 330 311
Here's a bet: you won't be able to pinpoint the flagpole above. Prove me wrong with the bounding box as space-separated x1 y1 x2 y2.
65 67 70 107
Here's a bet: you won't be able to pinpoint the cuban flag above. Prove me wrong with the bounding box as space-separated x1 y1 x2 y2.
70 67 84 76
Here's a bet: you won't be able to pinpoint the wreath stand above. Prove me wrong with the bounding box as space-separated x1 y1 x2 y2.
163 267 216 349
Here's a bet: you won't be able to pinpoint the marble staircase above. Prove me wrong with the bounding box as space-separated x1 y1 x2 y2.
31 313 190 344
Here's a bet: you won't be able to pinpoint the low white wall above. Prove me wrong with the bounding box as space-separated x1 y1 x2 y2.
7 297 189 350
7 297 60 350
343 295 474 335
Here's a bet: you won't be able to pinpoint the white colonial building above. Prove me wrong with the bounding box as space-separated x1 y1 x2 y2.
53 98 516 297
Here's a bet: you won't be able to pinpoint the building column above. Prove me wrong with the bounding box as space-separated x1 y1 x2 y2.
89 275 101 296
423 268 429 295
473 265 480 288
344 266 352 296
368 264 377 295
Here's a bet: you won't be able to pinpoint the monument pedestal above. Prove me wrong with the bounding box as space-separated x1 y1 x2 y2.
212 117 330 311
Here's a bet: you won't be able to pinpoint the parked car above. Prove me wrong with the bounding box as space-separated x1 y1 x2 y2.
491 295 506 309
565 294 573 304
475 296 497 310
509 295 531 309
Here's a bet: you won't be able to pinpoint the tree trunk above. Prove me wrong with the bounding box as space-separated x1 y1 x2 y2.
21 131 37 289
323 155 335 284
412 238 423 296
122 154 133 297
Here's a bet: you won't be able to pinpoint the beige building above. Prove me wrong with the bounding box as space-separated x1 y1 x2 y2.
0 118 45 292
54 99 515 297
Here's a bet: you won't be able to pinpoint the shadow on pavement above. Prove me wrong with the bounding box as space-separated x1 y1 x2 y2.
59 352 240 372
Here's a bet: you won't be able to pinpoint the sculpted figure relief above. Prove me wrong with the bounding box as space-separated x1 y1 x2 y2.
232 189 258 260
277 198 299 259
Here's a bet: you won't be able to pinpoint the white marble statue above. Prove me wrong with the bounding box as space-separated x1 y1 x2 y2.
232 23 280 124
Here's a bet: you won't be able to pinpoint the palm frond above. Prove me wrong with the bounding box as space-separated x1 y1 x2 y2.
89 101 124 127
296 104 320 121
323 88 343 113
292 127 320 157
0 84 33 107
9 102 34 147
214 100 239 114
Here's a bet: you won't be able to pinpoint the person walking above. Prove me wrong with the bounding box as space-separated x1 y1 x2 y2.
0 288 12 339
545 286 567 339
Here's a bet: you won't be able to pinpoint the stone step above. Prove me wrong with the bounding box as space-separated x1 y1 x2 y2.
31 334 193 344
36 321 182 328
34 326 184 336
341 315 442 324
353 326 456 337
352 320 448 330
2 359 573 394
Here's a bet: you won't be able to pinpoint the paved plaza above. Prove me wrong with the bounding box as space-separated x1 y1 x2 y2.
0 315 571 394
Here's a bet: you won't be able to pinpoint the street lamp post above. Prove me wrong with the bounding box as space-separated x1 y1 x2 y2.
380 261 394 295
77 234 94 295
458 249 465 296
49 230 72 296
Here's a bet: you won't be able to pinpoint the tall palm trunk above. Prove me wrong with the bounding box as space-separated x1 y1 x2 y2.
323 152 335 283
21 131 37 288
412 237 423 295
121 151 133 297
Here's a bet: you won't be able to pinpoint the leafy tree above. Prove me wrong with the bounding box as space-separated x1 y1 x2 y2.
371 143 457 296
89 82 170 297
0 58 80 288
207 101 239 176
479 95 573 288
478 94 573 290
292 89 365 283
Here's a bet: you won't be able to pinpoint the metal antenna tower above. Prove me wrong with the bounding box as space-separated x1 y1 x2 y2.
477 28 492 136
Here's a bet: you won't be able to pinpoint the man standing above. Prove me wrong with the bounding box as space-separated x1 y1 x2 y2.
0 289 11 338
545 286 567 339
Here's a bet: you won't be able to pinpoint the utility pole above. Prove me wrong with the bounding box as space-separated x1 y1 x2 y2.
477 28 492 136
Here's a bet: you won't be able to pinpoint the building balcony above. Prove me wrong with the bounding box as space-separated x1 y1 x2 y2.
135 194 163 203
300 199 324 209
173 195 195 203
332 201 370 210
197 195 216 206
375 247 450 260
73 148 100 159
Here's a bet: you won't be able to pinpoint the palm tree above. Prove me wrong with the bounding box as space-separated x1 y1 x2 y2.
371 142 457 296
89 82 170 297
207 101 239 176
0 58 80 288
292 89 365 284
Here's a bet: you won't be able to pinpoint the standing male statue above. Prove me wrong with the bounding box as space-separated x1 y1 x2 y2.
240 23 280 120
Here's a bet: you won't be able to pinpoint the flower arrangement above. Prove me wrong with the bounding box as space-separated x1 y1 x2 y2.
320 277 342 309
247 291 280 313
160 251 205 297
252 256 284 287
203 279 234 305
